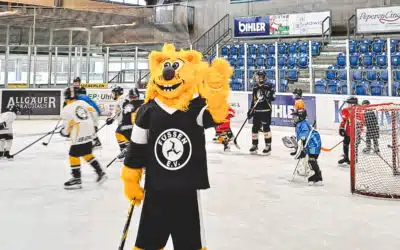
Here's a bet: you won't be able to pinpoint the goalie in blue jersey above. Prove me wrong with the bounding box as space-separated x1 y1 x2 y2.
291 109 323 185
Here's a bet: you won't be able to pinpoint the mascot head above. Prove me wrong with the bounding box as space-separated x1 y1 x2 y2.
145 43 205 110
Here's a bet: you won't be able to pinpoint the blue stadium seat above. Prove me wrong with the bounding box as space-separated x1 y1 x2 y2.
338 70 347 81
362 53 373 67
350 53 360 68
230 46 238 56
393 82 400 96
279 79 289 92
258 45 267 56
366 67 377 81
372 40 385 53
278 44 287 55
279 69 287 80
238 44 245 56
268 44 275 55
232 78 244 91
228 57 236 67
315 80 327 94
288 69 298 81
359 40 371 54
221 45 230 57
394 70 400 81
255 56 265 68
288 42 299 55
288 56 297 69
266 56 275 67
247 57 255 69
326 66 337 80
265 69 275 79
352 70 363 81
340 81 348 94
376 53 387 68
278 56 287 68
349 41 358 54
248 44 257 56
327 80 340 94
391 40 399 53
234 70 243 79
237 56 245 69
337 53 346 68
380 70 388 82
298 55 308 68
299 42 308 54
391 53 400 67
370 81 385 96
312 41 321 56
354 81 369 95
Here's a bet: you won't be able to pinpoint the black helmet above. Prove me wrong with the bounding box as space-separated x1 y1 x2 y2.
362 99 370 106
111 86 124 100
292 108 307 124
77 87 87 95
256 70 266 78
346 96 358 105
7 105 21 114
73 77 81 83
292 88 303 99
128 87 140 99
64 87 79 100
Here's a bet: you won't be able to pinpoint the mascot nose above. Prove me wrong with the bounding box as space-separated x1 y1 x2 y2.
162 66 175 81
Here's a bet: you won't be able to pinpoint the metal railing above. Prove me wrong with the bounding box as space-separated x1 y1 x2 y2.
192 14 231 56
321 16 332 45
347 15 356 40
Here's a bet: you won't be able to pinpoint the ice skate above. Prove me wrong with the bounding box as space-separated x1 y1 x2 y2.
261 144 271 156
92 138 102 150
249 145 258 154
4 151 13 161
308 173 323 186
96 172 108 184
64 178 82 190
338 156 350 166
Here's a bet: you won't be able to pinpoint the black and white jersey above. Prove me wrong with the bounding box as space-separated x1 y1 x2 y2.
124 96 216 191
250 83 276 112
121 99 143 126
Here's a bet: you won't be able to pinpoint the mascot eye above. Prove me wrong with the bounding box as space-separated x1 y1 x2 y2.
164 62 171 68
172 61 182 71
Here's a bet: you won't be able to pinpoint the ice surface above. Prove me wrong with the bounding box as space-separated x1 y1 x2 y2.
1 120 400 250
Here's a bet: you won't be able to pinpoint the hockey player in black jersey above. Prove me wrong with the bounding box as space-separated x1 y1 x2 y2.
247 70 276 155
0 105 21 159
121 44 232 250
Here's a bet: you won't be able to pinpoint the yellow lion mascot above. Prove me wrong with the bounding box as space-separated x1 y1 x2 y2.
121 44 232 250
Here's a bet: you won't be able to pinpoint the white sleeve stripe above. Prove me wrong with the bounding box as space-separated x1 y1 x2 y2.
131 124 148 144
196 105 208 127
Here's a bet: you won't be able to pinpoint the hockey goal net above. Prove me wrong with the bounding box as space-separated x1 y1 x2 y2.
350 103 400 199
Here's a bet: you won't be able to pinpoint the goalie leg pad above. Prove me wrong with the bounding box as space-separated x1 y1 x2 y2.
282 136 296 148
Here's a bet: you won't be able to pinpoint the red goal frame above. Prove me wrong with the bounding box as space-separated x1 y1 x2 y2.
350 102 400 199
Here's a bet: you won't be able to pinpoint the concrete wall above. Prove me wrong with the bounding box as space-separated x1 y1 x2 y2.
190 0 390 38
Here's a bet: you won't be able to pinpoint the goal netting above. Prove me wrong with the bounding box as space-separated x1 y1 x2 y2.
351 103 400 199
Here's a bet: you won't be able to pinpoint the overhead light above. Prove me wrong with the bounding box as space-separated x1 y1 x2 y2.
0 10 20 17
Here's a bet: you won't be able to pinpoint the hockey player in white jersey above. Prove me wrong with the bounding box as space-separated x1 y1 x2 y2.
0 105 21 159
60 87 107 189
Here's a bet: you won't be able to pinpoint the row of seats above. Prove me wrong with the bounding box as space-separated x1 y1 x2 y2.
325 67 395 82
226 55 309 69
233 69 302 83
221 41 321 57
315 80 400 96
349 39 400 54
336 52 400 68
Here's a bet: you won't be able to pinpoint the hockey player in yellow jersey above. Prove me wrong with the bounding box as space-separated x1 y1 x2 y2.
60 87 107 190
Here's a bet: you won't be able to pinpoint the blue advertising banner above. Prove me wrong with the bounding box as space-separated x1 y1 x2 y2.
231 0 269 3
248 94 316 127
234 16 269 38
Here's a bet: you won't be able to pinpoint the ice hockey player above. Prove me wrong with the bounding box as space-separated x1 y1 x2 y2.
216 106 235 151
73 77 87 95
121 44 231 250
105 86 131 151
292 88 306 111
0 105 21 159
75 89 102 148
60 87 107 189
338 96 358 165
361 100 380 153
291 108 323 185
247 70 276 155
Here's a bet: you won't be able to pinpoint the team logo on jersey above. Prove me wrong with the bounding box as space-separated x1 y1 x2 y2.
75 106 89 120
154 128 192 171
256 89 265 101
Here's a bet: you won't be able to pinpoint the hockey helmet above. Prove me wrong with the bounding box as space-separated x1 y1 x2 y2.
128 87 140 99
362 99 370 106
111 86 124 100
255 70 266 84
7 105 21 115
292 88 303 100
73 77 81 87
73 77 81 83
346 96 358 105
64 87 79 100
292 108 307 124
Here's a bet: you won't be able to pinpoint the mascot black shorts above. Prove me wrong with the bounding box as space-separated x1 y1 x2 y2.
135 189 206 250
69 142 93 157
116 125 133 141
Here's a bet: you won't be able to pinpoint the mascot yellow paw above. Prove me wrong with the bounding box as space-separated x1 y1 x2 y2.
206 58 233 90
121 166 144 205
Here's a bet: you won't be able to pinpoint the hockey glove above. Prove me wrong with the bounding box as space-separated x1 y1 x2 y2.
0 122 6 130
339 127 346 137
121 166 144 206
106 118 114 125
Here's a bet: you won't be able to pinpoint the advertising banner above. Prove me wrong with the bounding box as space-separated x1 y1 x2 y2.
357 6 400 34
86 89 115 116
234 11 330 38
247 93 316 127
228 92 249 124
80 83 108 88
1 90 61 115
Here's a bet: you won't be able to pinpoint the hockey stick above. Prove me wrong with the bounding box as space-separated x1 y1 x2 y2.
232 98 262 149
42 119 61 146
118 200 135 250
97 110 122 133
106 149 128 168
321 140 344 152
11 125 63 157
